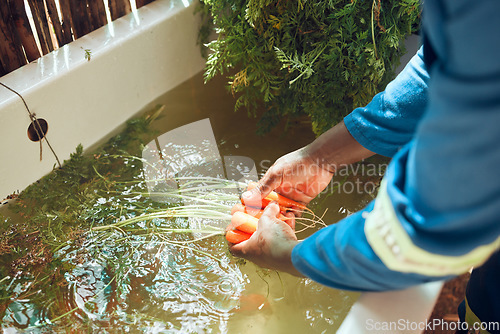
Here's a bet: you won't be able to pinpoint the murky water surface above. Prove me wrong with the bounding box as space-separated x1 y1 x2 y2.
0 73 386 333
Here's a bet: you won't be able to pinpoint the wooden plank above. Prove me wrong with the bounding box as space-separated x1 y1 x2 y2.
108 0 131 21
68 0 92 39
87 0 98 31
0 1 26 73
97 0 109 28
107 0 117 21
0 27 18 73
58 0 74 44
136 0 155 9
88 0 107 31
9 0 40 62
26 0 49 54
45 0 66 47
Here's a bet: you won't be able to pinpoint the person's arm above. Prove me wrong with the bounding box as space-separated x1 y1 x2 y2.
241 120 374 210
344 46 429 158
292 0 500 290
234 0 500 291
231 121 374 275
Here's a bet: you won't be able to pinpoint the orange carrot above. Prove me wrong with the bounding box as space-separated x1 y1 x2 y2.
232 203 288 221
226 221 236 232
231 203 262 217
243 181 308 211
230 206 294 233
231 211 259 234
231 203 245 215
226 229 252 244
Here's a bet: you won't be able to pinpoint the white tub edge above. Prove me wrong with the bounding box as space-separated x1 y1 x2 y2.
0 0 206 196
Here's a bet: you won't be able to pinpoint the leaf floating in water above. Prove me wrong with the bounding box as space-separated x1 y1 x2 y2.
236 293 271 313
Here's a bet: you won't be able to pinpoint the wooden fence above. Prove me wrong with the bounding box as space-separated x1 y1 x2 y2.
0 0 155 77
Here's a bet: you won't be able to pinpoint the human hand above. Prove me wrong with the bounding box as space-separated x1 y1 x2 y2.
242 146 334 210
229 202 304 277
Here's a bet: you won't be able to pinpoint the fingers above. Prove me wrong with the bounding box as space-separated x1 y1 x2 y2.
260 202 295 232
229 230 257 257
241 166 283 207
257 166 284 198
283 211 295 230
230 203 261 217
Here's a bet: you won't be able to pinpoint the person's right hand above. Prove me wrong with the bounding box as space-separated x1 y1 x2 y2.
242 146 334 210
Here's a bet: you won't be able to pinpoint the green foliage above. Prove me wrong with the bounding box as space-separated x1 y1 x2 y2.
199 0 421 135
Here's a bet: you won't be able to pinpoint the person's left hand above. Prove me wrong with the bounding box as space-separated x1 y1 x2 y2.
229 202 304 277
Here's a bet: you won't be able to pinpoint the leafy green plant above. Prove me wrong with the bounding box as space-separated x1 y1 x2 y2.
199 0 421 135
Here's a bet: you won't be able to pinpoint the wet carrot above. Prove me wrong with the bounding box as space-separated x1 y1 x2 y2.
231 211 259 234
244 181 308 211
226 229 252 244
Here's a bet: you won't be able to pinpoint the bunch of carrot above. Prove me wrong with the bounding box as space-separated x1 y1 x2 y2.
225 182 307 244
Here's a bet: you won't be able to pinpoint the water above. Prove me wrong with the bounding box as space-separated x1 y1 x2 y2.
0 72 385 333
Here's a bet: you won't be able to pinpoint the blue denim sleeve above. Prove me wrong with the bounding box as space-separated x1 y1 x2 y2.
344 47 429 157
